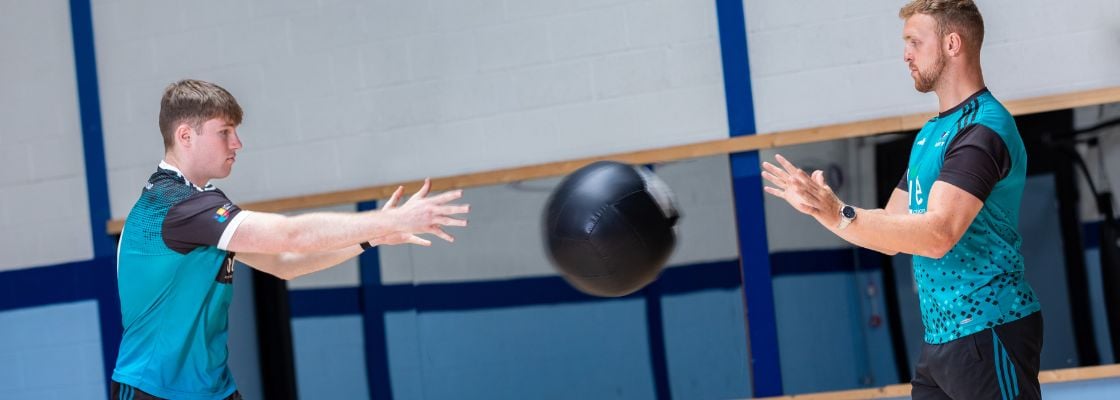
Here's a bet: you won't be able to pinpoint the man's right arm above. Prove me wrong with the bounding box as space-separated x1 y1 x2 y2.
225 210 396 254
225 179 468 254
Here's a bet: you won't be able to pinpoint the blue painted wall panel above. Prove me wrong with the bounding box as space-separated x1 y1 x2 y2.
291 315 371 399
401 300 656 399
661 289 752 399
0 301 105 399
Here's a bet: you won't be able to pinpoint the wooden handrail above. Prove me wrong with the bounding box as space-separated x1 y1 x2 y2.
755 364 1120 399
106 86 1120 234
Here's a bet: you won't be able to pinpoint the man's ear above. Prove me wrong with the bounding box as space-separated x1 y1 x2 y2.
944 32 962 57
175 123 193 149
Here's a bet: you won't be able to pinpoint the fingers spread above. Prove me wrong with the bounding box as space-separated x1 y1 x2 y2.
774 155 809 182
410 178 432 202
435 217 468 227
763 186 784 197
438 204 470 215
428 190 464 204
761 171 784 188
761 162 788 179
408 235 432 247
384 186 404 208
430 227 455 243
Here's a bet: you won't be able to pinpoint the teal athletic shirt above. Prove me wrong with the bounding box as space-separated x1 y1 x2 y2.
899 88 1041 344
113 161 251 399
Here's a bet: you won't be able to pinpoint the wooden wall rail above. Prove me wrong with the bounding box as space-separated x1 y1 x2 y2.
107 86 1120 235
755 364 1120 400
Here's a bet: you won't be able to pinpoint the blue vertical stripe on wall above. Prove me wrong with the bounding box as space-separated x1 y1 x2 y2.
358 200 395 400
714 0 782 396
68 0 122 388
69 0 113 259
643 280 672 400
641 164 672 400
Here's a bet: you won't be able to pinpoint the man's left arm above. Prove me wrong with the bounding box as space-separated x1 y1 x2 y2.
761 125 1009 259
763 155 982 258
817 181 983 258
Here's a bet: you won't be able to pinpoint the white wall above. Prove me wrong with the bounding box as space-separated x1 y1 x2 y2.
745 0 1120 133
95 0 729 220
0 0 92 271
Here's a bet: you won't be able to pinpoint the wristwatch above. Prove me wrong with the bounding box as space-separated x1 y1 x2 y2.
837 204 857 230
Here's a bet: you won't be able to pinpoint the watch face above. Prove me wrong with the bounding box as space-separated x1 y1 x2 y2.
842 206 856 219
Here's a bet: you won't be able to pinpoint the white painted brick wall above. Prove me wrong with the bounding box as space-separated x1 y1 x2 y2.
746 0 1120 133
0 0 93 271
96 0 727 218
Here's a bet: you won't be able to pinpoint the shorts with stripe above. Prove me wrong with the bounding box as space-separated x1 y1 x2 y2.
110 381 242 400
912 311 1043 400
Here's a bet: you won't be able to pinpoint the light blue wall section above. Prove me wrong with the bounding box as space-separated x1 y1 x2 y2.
386 300 656 400
773 269 899 394
660 289 751 399
291 315 370 399
384 310 424 400
0 300 105 399
858 270 902 388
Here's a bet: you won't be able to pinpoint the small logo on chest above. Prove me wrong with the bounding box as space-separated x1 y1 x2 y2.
934 131 949 147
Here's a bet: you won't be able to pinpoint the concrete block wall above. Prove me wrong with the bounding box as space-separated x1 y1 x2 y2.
95 0 729 220
0 0 92 271
745 0 1120 134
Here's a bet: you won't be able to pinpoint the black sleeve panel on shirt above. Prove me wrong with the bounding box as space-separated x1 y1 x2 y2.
162 190 242 254
936 124 1011 202
897 172 908 192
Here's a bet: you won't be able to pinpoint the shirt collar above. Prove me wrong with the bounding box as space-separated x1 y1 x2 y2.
158 160 213 192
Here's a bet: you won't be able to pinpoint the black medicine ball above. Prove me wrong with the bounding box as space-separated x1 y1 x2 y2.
542 161 680 297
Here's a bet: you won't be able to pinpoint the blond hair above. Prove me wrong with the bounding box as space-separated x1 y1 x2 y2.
899 0 985 49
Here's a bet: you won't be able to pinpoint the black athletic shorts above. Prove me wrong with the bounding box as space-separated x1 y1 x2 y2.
110 381 242 400
912 311 1044 400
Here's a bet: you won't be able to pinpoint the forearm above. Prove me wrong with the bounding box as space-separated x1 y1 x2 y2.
818 208 899 255
817 208 952 258
239 245 365 280
260 210 396 253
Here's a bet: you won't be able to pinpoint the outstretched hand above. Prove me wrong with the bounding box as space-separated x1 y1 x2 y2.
372 178 470 246
761 154 842 226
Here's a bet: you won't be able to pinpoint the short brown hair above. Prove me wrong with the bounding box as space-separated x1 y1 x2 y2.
899 0 985 50
158 79 243 150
